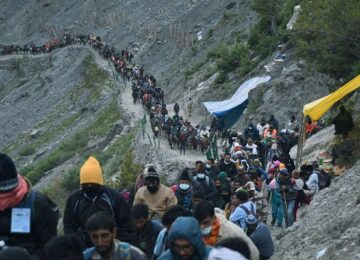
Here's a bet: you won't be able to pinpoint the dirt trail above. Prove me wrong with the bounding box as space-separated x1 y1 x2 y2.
0 45 214 183
119 82 207 183
84 46 211 183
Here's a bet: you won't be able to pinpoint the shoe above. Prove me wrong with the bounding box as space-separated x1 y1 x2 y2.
271 219 276 226
277 223 283 228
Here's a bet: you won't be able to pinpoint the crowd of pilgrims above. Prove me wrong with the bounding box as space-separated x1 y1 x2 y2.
0 33 336 260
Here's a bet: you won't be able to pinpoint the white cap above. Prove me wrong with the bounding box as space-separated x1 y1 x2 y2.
208 247 248 260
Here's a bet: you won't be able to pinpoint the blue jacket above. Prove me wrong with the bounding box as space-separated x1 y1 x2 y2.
158 217 212 260
249 223 274 257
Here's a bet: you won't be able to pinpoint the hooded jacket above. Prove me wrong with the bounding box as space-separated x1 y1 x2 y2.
158 217 212 260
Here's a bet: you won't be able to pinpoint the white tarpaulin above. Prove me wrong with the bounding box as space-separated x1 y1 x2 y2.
202 76 271 116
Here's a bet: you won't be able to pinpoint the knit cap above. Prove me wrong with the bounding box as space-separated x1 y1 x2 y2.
144 164 160 178
279 168 289 177
179 168 190 181
274 160 281 167
245 215 258 226
0 153 19 191
0 246 36 260
80 156 104 185
218 171 227 181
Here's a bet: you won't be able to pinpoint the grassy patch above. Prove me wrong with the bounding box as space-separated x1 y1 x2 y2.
83 56 108 89
18 146 36 156
42 175 70 214
247 100 262 113
207 43 253 80
215 72 228 84
4 56 110 156
184 60 207 79
22 100 120 184
119 150 143 190
61 166 81 192
222 10 232 22
61 129 141 193
207 28 214 39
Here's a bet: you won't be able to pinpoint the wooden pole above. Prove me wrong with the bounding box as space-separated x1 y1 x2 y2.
296 115 306 167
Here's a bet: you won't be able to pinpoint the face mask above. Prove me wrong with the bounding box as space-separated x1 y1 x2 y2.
179 183 190 191
222 194 229 200
81 185 103 198
201 226 212 236
197 173 205 179
146 184 159 193
205 164 211 169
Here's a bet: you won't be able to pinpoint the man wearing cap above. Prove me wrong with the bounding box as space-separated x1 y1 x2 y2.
244 181 268 224
246 215 274 260
63 156 132 246
133 164 177 219
0 153 59 256
276 168 296 228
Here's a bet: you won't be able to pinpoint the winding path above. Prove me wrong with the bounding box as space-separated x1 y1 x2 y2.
2 44 209 182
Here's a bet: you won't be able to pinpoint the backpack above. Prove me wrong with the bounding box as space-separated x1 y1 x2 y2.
240 202 255 217
73 192 116 218
317 171 330 190
237 202 255 228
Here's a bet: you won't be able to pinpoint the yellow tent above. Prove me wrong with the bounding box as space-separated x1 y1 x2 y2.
303 74 360 121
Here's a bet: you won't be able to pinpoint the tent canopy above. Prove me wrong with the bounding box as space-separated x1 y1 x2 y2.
203 76 271 116
303 74 360 121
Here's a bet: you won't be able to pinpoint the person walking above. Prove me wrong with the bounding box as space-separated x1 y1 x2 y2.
0 153 59 256
64 156 132 246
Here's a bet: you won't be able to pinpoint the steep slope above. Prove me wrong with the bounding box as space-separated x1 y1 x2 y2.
0 0 242 75
273 163 360 259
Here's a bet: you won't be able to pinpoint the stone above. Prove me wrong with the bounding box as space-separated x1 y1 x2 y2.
30 128 42 138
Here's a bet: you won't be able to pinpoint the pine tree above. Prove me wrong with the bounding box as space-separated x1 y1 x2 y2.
293 0 360 79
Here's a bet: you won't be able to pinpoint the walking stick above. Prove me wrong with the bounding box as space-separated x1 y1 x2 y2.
282 190 289 227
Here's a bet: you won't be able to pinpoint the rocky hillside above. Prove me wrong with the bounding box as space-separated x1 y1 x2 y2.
273 162 360 259
1 1 360 259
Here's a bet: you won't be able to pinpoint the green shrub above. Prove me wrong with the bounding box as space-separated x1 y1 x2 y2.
208 43 252 79
120 151 143 190
207 28 214 39
62 166 81 191
223 10 232 21
83 56 108 89
18 146 36 156
215 72 227 84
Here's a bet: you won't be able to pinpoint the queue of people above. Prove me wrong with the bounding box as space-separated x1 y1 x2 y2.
0 113 335 260
0 30 350 260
